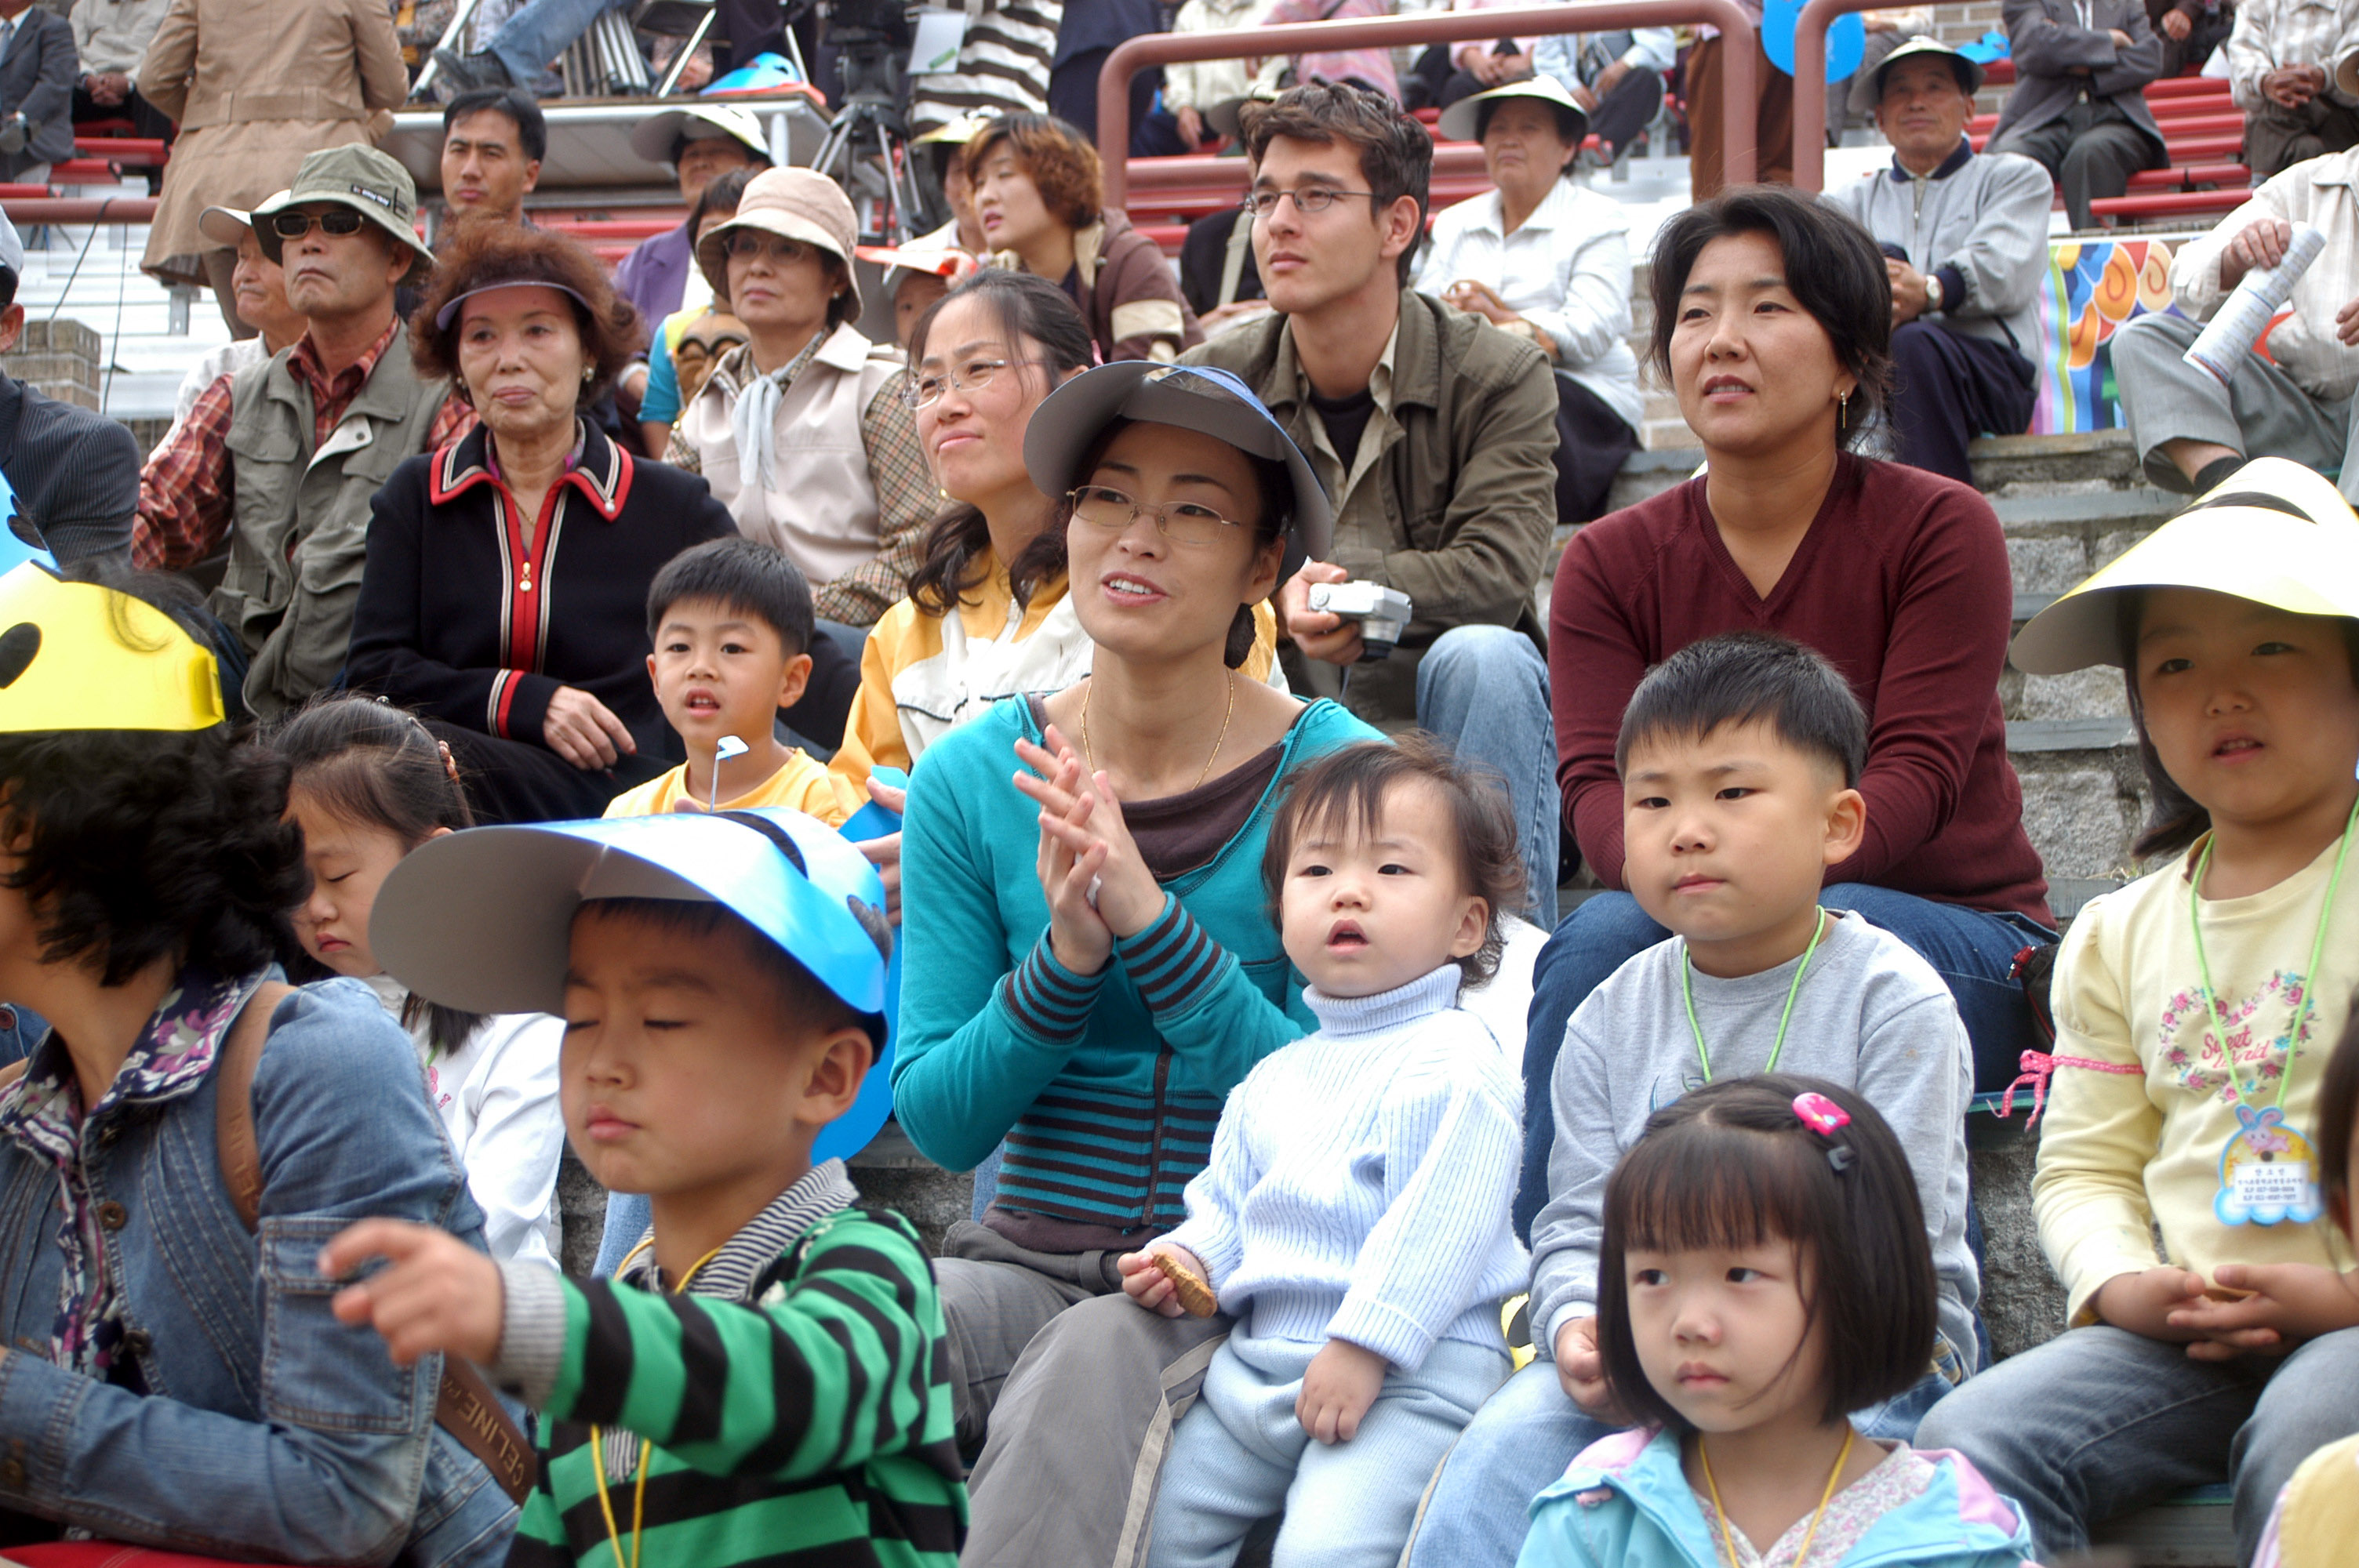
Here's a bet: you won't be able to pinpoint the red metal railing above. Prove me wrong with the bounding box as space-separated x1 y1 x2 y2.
1791 0 1913 191
1095 1 1761 205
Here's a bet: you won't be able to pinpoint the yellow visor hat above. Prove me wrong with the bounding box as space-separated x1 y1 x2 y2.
2009 457 2359 675
0 563 224 733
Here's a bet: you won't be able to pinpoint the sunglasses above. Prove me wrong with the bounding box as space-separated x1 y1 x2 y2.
268 209 369 240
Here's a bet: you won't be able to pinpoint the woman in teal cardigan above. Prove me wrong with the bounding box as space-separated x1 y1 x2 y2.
896 361 1381 1563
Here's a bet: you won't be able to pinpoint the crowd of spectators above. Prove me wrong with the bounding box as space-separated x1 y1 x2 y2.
8 1 2359 1565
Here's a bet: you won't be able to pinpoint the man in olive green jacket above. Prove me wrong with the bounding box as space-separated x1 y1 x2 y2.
1182 83 1565 922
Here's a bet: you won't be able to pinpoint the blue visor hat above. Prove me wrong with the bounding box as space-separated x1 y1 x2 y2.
1023 361 1333 577
369 808 891 1041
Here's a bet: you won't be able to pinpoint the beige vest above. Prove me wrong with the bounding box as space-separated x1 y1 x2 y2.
678 324 902 589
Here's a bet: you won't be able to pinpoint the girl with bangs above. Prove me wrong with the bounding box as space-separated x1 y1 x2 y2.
1519 1076 2037 1568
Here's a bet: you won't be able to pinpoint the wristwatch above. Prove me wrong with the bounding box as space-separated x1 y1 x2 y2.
1923 272 1946 315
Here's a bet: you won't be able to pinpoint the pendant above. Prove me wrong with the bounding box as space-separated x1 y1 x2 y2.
2214 1104 2324 1226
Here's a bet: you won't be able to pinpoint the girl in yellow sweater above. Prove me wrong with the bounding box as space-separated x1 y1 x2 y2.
1917 458 2359 1564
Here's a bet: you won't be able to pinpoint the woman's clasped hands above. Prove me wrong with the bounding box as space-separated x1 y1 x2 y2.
1014 724 1163 976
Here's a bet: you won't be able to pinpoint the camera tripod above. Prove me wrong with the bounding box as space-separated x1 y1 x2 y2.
805 18 942 244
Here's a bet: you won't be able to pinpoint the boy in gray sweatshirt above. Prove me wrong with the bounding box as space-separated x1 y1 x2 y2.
1401 630 1980 1568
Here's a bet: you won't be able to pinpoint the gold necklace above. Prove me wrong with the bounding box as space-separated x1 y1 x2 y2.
1698 1425 1854 1568
590 1240 727 1568
1080 672 1237 793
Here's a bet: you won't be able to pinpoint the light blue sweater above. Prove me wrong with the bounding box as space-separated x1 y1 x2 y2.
1163 964 1528 1371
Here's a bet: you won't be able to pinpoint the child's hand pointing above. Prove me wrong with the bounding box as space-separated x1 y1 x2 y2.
321 1218 507 1367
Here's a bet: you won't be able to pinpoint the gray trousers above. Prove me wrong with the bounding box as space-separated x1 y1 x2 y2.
1986 97 2161 229
938 1221 1233 1567
2111 307 2359 501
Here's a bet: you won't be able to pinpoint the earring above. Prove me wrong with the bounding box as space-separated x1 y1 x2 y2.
581 366 594 384
1838 390 1849 431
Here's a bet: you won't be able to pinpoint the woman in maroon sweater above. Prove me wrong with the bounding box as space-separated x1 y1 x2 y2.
1515 188 2053 1236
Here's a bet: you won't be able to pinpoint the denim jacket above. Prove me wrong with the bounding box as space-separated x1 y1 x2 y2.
1518 1427 2037 1568
0 975 518 1565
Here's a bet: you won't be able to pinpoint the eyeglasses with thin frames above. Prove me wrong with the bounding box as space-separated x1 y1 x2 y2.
268 209 368 240
901 358 1045 409
1068 485 1249 548
722 231 816 265
1239 187 1378 218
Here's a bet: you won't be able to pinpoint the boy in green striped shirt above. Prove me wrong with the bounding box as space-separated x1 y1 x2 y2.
322 808 965 1566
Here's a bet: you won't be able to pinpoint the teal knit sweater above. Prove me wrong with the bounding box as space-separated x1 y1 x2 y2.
895 695 1379 1240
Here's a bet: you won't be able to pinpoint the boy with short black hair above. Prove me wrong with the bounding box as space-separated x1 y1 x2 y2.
1401 630 1980 1567
321 808 964 1566
608 535 849 821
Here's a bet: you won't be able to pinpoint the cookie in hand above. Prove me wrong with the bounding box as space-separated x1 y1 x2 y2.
1151 1250 1218 1317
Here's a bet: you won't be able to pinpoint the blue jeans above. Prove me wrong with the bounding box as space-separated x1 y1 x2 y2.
1916 1323 2359 1563
1514 885 2055 1238
1405 1355 1957 1567
486 0 626 85
1154 1334 1507 1568
1415 624 1561 931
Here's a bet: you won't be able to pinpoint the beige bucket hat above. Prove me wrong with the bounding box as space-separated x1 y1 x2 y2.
694 166 861 316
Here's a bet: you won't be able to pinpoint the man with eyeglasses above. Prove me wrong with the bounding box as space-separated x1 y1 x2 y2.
1182 82 1567 924
134 145 470 720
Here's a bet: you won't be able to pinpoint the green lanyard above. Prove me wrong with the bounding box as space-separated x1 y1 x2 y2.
1681 908 1829 1083
2188 792 2359 1111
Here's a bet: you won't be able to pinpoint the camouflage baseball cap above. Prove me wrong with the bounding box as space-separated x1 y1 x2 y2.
252 145 431 286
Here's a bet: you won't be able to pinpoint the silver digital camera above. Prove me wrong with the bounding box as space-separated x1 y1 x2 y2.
1307 581 1413 662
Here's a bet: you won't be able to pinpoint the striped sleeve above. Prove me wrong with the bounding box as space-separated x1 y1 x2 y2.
1112 890 1309 1107
501 1472 576 1567
541 1210 953 1483
1118 894 1234 1018
997 935 1107 1044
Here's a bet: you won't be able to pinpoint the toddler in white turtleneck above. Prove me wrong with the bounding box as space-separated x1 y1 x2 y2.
1121 738 1529 1568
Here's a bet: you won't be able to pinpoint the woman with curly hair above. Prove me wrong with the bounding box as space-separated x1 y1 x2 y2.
967 113 1203 364
346 220 736 825
0 564 519 1563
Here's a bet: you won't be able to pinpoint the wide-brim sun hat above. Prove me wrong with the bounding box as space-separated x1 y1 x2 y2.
1024 361 1332 578
1438 73 1591 147
696 166 863 317
1205 86 1281 144
2010 456 2359 674
199 192 283 249
252 146 431 286
1869 35 1986 99
628 103 772 168
370 808 892 1044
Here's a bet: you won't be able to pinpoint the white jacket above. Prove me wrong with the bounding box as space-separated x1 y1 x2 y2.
1415 178 1644 433
2169 144 2359 401
369 977 565 1269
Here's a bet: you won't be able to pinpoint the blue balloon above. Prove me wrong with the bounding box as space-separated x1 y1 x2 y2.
820 765 908 1164
1761 0 1866 82
0 470 53 576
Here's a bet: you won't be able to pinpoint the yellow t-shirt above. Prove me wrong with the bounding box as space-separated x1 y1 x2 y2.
2034 832 2359 1324
602 747 854 825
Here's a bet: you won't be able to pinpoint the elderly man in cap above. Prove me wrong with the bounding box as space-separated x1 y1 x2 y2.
612 104 772 328
2111 140 2359 503
133 144 467 719
0 211 140 566
1823 37 2053 484
154 194 307 446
